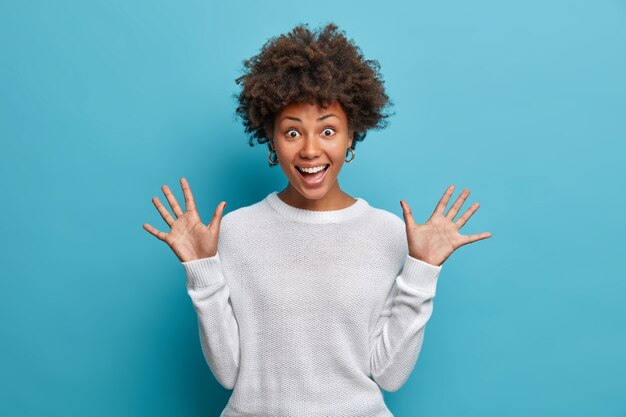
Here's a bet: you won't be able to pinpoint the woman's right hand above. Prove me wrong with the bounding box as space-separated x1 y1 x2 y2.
143 177 226 263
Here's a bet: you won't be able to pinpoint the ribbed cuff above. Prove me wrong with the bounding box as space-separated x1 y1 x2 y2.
399 254 442 293
181 252 224 287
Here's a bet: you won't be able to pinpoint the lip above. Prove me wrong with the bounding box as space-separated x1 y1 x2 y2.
296 163 330 168
295 164 330 188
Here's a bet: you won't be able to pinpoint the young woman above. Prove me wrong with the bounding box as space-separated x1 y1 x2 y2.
143 23 491 417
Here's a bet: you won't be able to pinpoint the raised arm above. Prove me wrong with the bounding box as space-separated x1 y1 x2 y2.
143 177 240 389
370 184 492 392
369 254 441 392
183 253 240 389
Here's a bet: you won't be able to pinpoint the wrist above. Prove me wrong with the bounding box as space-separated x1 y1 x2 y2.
408 252 441 267
181 251 218 263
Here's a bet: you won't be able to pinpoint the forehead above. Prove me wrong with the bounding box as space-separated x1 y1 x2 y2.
276 100 346 122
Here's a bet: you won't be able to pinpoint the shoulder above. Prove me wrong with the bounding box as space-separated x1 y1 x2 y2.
362 203 406 239
216 199 267 254
360 203 408 263
219 198 267 232
365 203 405 227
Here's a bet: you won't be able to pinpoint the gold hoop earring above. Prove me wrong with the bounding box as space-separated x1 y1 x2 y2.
345 147 355 163
268 149 279 166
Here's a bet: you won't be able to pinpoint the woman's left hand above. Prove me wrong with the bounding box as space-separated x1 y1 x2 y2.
400 185 492 267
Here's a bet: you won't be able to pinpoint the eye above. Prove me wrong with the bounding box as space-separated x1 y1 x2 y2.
322 128 336 137
285 129 300 139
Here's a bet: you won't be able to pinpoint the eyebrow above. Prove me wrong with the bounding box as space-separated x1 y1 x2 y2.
281 114 339 123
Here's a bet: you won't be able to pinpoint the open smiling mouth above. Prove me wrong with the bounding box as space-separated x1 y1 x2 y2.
295 164 330 187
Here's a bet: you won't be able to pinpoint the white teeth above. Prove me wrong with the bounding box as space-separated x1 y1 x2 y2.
298 165 328 174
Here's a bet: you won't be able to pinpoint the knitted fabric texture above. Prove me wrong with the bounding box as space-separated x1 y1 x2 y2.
182 191 442 417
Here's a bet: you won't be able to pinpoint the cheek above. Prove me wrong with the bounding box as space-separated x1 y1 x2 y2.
329 142 349 161
274 145 293 160
276 138 348 164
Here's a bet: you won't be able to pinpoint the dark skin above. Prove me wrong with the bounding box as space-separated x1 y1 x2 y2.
142 180 492 266
143 178 225 263
266 101 357 211
143 102 492 265
400 186 492 266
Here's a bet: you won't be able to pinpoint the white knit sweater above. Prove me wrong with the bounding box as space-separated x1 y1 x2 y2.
182 191 442 417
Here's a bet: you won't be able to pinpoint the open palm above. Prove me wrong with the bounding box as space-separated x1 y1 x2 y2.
143 177 226 263
400 185 492 267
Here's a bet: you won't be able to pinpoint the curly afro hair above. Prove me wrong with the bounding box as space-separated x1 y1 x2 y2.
232 22 394 160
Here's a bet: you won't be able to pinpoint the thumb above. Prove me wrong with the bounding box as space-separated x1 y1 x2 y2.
400 200 416 228
208 201 227 232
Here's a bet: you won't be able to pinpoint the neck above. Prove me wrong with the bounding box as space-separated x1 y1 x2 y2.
277 181 356 211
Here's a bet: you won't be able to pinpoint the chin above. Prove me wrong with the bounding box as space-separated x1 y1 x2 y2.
299 188 328 200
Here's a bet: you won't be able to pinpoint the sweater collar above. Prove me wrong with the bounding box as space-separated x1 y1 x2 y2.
265 191 369 224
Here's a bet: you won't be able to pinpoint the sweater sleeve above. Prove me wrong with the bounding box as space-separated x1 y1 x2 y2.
369 254 441 392
182 252 240 390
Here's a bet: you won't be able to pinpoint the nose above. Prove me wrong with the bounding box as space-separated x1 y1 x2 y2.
299 134 322 159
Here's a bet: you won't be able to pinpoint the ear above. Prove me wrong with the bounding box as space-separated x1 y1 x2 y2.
348 130 354 149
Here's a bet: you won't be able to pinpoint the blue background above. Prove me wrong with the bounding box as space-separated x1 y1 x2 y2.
1 0 624 416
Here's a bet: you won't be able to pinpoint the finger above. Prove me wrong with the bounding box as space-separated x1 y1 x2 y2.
162 184 184 218
180 177 197 212
446 188 470 221
400 200 417 228
455 202 480 229
208 201 227 232
143 223 167 241
460 231 493 246
433 185 455 216
152 196 176 227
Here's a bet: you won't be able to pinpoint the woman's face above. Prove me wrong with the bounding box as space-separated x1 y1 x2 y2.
269 101 354 206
